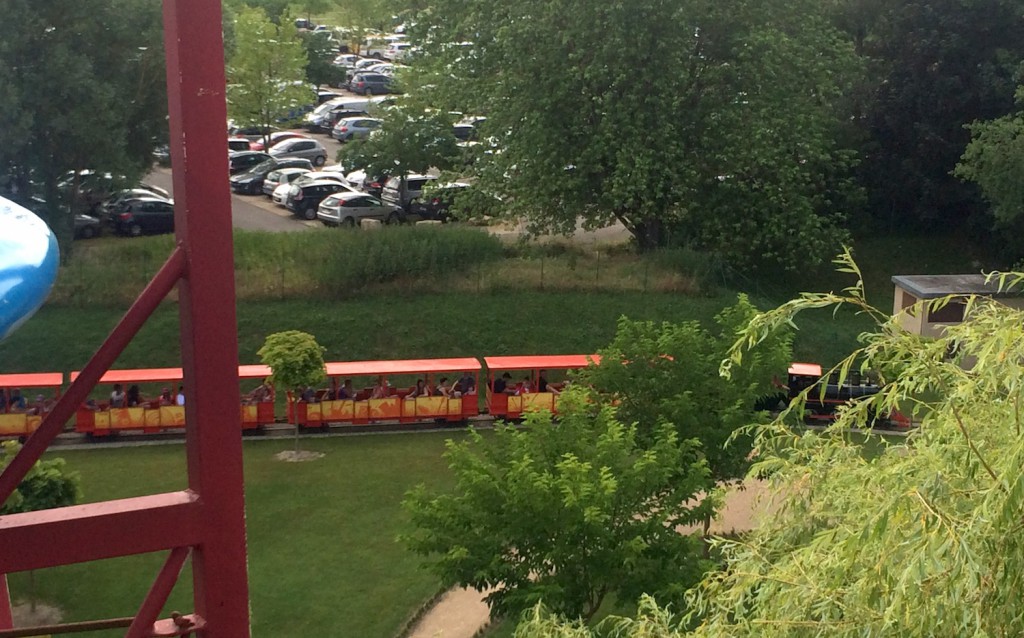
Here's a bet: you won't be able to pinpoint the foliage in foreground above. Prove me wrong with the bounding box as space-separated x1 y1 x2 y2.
1 441 81 514
403 392 712 622
577 296 791 488
518 255 1024 636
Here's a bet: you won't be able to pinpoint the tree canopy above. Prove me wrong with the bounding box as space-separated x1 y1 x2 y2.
0 0 167 252
403 392 713 622
403 0 861 269
1 441 81 515
257 330 326 394
577 297 792 486
227 7 311 136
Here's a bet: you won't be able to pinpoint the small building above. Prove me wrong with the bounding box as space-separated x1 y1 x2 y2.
891 274 1024 337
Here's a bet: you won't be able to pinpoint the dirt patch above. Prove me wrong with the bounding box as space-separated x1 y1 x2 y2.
12 600 63 627
274 450 325 462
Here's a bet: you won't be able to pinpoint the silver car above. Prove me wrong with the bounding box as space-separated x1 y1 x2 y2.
262 167 311 197
331 117 383 142
269 138 328 166
317 191 400 227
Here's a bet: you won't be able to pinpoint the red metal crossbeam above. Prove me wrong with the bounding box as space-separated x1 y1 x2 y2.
0 492 201 574
126 547 191 638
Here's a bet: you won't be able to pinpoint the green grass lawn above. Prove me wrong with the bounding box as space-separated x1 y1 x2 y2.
7 433 463 637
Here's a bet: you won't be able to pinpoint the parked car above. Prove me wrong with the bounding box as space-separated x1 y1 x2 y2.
317 191 400 227
229 151 272 174
271 182 293 206
381 173 437 214
331 117 383 142
409 182 471 222
349 72 393 96
228 124 277 140
230 158 314 195
74 214 103 239
110 197 175 236
268 138 328 166
317 90 343 104
284 180 353 220
249 131 310 152
262 167 312 197
228 136 252 152
102 188 172 220
343 169 388 197
384 42 412 61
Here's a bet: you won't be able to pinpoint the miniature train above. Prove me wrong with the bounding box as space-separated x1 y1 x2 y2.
0 356 909 441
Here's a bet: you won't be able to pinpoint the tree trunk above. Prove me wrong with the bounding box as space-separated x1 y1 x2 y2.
633 217 666 252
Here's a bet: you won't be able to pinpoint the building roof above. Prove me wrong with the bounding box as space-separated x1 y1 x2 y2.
891 274 1024 299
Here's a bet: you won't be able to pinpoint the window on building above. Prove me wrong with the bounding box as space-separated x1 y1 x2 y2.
928 299 966 323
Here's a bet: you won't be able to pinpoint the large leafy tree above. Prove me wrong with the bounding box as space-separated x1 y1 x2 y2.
403 393 713 622
519 257 1024 637
0 0 167 253
577 296 792 491
404 0 860 269
257 330 326 450
845 0 1024 234
336 103 461 177
227 7 311 140
956 86 1024 256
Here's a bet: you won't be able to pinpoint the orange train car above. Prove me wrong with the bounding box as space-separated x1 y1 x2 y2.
72 366 276 436
0 372 63 439
483 354 599 419
290 358 482 427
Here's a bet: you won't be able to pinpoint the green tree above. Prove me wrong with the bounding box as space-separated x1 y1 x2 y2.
0 0 168 256
844 0 1024 235
257 330 326 450
578 297 792 492
337 104 461 178
519 255 1024 637
227 7 310 145
302 30 346 88
402 392 713 622
2 440 82 612
956 86 1024 255
404 0 860 269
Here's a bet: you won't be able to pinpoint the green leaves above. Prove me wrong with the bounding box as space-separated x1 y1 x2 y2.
402 395 710 621
257 330 326 392
1 441 81 515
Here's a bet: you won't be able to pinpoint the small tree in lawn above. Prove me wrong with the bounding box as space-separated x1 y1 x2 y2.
257 330 326 452
402 390 713 623
1 440 82 612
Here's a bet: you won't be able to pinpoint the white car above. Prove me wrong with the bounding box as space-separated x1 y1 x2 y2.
271 183 292 206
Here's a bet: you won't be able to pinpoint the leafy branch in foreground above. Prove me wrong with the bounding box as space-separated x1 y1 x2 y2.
519 255 1024 637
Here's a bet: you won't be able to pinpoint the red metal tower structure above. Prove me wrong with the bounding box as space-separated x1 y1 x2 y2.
0 0 251 635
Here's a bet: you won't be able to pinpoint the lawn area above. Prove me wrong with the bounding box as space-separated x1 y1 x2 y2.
7 433 463 637
0 290 871 377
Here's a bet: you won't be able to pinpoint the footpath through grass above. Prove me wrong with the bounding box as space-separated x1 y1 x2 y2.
8 433 462 638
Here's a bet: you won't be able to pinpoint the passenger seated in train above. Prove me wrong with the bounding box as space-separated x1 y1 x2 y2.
244 380 272 405
435 377 452 398
126 385 144 407
176 386 186 406
454 372 475 397
371 376 390 399
110 384 126 408
7 388 27 413
516 376 533 395
300 386 318 403
538 370 549 392
159 387 175 406
29 394 51 416
407 379 428 399
492 372 515 394
337 379 356 400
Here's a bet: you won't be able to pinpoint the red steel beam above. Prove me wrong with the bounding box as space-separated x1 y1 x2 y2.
125 546 191 638
163 0 251 633
0 247 186 506
0 492 201 574
0 576 10 630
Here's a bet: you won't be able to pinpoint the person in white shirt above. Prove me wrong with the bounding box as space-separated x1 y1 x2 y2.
175 385 185 406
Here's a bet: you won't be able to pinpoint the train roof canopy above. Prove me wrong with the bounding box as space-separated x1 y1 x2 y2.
788 363 822 377
483 354 600 371
238 364 272 379
72 368 184 383
891 274 1024 299
0 372 64 388
324 358 482 377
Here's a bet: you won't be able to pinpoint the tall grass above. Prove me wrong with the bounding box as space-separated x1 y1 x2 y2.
51 228 707 306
